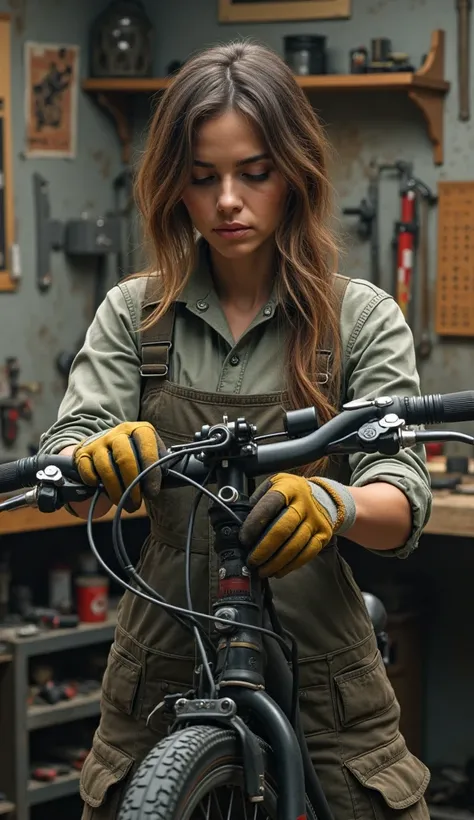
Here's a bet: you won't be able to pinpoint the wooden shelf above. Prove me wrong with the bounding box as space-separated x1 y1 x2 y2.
82 29 449 165
0 802 14 816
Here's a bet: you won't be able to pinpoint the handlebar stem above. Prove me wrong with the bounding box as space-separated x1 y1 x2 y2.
209 462 265 689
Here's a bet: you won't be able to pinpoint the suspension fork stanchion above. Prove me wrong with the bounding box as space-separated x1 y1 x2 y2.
228 686 308 820
208 463 309 819
209 462 266 689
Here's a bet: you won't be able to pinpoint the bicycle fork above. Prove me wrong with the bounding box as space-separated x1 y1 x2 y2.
205 462 308 820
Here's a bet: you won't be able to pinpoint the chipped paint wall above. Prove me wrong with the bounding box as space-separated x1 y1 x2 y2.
142 0 474 768
0 0 121 460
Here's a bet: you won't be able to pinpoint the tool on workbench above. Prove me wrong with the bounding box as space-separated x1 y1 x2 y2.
343 159 381 287
0 357 41 448
456 0 471 121
24 606 79 629
30 763 71 782
50 744 89 770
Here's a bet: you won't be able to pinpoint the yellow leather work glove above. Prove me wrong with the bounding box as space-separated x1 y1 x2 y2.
74 421 166 512
239 473 356 578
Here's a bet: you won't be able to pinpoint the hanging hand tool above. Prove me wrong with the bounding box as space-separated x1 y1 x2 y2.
343 159 381 287
456 0 472 121
392 161 416 321
378 161 436 343
416 193 434 360
0 358 41 448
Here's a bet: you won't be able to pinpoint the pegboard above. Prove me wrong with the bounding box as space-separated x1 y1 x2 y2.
435 181 474 336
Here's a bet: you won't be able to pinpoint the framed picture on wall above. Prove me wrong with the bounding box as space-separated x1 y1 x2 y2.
218 0 351 23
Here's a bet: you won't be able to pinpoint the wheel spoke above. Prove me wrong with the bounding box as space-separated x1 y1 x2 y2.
226 786 235 820
241 788 249 820
199 792 211 820
211 787 225 820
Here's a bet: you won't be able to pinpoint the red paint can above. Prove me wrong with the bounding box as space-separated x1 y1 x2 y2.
75 575 109 623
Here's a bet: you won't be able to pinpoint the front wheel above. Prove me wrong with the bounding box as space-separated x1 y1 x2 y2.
118 725 317 819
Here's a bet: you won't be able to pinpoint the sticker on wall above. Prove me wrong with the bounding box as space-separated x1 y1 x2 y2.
24 42 79 159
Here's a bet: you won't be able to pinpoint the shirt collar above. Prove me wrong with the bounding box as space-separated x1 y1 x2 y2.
180 238 279 312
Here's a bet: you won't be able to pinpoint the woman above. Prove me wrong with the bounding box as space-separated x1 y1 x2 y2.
39 40 432 819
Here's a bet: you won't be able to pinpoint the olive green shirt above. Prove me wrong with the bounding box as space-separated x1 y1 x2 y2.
39 253 432 558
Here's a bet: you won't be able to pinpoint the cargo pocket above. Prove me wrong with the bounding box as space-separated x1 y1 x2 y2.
80 731 134 817
101 643 142 716
334 652 396 728
345 733 430 818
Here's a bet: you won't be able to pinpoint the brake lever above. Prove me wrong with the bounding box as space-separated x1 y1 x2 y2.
35 478 95 512
327 420 402 456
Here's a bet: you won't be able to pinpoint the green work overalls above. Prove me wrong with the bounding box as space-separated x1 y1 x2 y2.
79 275 430 820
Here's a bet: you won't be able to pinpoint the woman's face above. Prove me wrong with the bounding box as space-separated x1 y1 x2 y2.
181 110 288 260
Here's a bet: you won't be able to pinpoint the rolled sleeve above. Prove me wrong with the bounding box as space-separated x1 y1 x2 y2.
38 280 145 455
341 281 432 558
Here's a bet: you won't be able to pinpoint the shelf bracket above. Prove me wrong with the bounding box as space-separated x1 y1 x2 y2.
96 92 133 165
410 28 447 165
408 88 444 165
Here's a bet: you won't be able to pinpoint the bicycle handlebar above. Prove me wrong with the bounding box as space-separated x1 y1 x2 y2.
1 389 474 497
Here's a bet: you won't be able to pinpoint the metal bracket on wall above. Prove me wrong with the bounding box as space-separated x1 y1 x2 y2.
33 172 121 292
33 173 64 291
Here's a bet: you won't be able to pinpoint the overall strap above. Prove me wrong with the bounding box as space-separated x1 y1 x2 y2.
138 272 350 387
319 273 350 403
140 276 176 380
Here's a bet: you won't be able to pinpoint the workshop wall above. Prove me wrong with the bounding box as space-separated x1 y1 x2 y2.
141 0 471 406
0 0 122 459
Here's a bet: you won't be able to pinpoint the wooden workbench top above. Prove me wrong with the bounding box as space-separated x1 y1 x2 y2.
0 491 473 539
0 502 146 535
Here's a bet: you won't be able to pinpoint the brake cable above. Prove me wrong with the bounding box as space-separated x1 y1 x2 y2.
107 444 297 663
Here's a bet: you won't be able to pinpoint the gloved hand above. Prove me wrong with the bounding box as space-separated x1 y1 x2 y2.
239 473 356 578
74 421 166 511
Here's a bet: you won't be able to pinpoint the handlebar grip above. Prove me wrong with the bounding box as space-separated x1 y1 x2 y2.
0 459 25 493
394 391 474 425
0 455 80 494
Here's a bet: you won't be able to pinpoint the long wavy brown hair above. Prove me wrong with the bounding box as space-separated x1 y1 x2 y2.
134 39 342 453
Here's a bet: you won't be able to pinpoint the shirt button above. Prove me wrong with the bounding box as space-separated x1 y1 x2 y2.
263 304 272 317
230 354 240 366
196 300 209 311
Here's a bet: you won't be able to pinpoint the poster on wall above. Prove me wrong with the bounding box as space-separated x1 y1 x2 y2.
24 42 79 159
218 0 351 22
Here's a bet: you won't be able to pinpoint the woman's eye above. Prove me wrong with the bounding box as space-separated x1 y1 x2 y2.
244 172 270 182
191 176 215 185
190 170 270 186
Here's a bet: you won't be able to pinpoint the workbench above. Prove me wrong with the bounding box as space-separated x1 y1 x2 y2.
0 491 471 538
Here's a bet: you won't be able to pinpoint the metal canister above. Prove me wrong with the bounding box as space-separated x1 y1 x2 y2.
284 35 327 76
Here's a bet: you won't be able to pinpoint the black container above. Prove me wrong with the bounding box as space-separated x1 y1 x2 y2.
89 0 153 78
284 35 327 76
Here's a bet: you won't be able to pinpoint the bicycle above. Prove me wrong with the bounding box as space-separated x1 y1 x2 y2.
1 389 473 820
